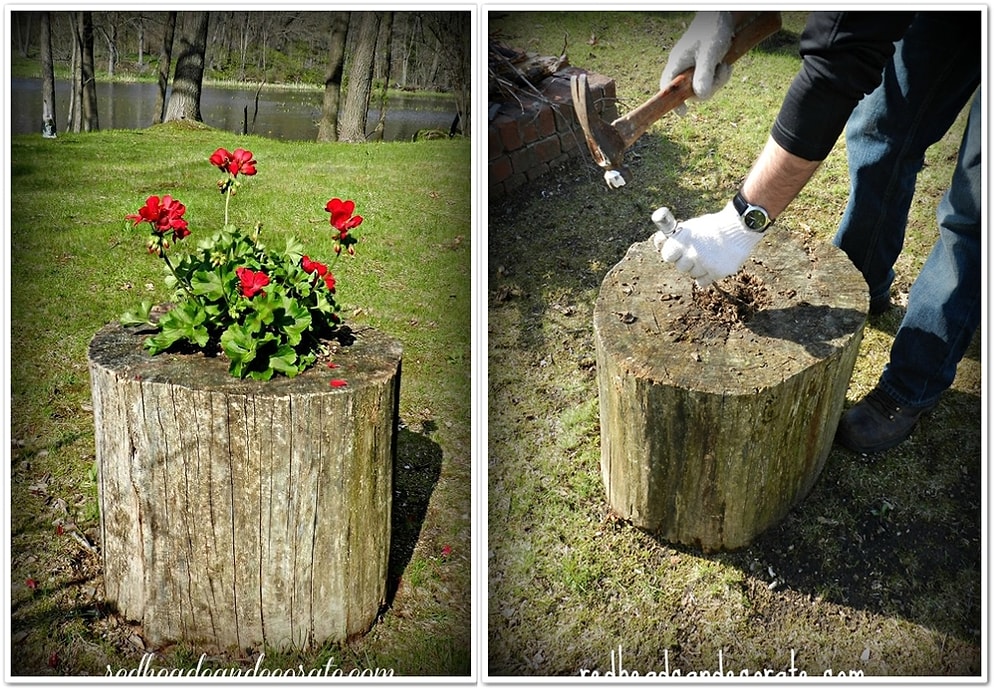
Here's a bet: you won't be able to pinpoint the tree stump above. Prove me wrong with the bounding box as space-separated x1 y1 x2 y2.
88 322 402 649
594 235 867 551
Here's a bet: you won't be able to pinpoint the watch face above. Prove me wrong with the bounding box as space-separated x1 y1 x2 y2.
744 208 768 230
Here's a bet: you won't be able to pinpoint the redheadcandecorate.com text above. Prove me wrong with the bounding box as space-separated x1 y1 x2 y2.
579 646 863 678
105 653 394 678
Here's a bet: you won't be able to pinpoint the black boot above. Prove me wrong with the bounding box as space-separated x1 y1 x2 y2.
835 386 933 454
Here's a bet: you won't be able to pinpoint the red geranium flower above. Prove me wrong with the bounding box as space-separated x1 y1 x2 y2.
126 194 190 241
301 255 328 277
209 147 231 171
323 273 336 292
236 267 269 298
229 148 257 176
210 147 257 177
325 198 363 233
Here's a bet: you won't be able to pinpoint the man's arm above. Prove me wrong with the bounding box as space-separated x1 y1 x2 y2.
739 136 822 219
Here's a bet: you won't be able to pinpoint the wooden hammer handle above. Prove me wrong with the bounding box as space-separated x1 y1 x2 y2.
613 12 782 148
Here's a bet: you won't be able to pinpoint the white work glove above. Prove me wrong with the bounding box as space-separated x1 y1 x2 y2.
661 12 735 115
652 201 763 287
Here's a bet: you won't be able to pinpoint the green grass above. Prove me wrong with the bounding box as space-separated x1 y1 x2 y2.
8 122 471 675
488 11 980 678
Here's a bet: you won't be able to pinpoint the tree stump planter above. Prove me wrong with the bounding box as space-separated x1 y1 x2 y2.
594 235 867 551
88 322 402 650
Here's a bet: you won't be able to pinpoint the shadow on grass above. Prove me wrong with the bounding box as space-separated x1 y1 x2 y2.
651 364 982 646
386 427 443 607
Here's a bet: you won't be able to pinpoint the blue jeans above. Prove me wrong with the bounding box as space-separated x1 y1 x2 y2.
833 11 981 408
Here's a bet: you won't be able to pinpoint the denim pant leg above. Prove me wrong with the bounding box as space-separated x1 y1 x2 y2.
878 89 982 408
833 12 982 304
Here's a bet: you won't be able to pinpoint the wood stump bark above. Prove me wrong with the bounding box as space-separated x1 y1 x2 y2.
594 235 867 551
88 322 402 649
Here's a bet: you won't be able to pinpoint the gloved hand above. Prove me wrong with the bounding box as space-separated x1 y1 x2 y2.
660 12 735 115
652 201 763 287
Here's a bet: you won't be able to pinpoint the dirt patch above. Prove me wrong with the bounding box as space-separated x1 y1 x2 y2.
690 271 772 328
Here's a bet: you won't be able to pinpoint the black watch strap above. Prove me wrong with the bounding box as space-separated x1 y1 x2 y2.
733 190 773 232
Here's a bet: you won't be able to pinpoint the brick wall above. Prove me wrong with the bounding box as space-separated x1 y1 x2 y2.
488 67 616 198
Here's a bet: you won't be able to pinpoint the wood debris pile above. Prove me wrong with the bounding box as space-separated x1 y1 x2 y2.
488 37 569 105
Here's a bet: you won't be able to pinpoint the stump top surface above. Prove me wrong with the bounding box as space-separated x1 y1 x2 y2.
88 321 402 396
594 235 867 393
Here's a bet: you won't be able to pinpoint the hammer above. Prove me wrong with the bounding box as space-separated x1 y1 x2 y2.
571 12 782 188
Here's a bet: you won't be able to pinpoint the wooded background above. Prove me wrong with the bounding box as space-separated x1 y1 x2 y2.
11 11 471 141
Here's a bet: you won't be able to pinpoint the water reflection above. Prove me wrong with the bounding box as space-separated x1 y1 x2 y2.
10 78 456 142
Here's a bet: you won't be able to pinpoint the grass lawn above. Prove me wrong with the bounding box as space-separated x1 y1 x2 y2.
7 122 471 675
487 11 981 677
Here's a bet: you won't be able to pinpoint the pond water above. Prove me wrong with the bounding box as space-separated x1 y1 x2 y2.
10 78 457 142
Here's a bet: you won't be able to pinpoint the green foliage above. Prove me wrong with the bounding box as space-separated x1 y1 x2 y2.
121 147 360 380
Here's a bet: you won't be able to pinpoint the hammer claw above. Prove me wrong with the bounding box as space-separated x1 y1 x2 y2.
571 72 626 174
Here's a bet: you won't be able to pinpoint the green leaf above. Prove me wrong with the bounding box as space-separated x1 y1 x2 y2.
275 295 312 346
220 323 257 378
268 345 300 377
145 303 209 354
120 301 154 327
190 269 226 301
283 235 306 262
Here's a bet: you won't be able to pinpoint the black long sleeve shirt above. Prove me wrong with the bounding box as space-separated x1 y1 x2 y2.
771 12 914 161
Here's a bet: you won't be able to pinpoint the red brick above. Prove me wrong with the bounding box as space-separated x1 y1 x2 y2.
496 115 521 152
520 116 539 144
554 105 576 133
534 137 561 165
488 127 502 161
510 147 535 175
489 155 512 184
560 129 585 155
536 106 556 138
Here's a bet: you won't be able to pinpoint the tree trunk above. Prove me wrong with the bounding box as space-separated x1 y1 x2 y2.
316 11 349 142
99 14 118 77
370 11 394 142
40 12 57 138
153 11 176 125
88 322 402 649
67 27 81 132
593 235 868 551
15 13 31 58
79 11 99 131
164 11 209 123
67 12 97 132
136 15 144 67
338 11 380 143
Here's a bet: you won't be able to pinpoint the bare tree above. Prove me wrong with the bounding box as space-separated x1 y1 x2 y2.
15 12 32 58
425 12 470 136
40 11 57 138
68 11 98 132
164 11 209 123
316 11 349 142
370 12 394 142
96 12 119 77
153 11 176 124
338 12 380 143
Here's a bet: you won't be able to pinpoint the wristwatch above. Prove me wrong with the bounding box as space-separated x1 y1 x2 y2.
732 189 773 232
